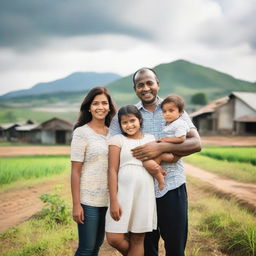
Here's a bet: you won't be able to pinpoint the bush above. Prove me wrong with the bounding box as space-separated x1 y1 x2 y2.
39 186 71 226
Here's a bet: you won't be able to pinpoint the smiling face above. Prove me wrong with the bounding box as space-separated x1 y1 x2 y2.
89 93 110 121
162 102 181 124
134 69 159 105
120 114 141 138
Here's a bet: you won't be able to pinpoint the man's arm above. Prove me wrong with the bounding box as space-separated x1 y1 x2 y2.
131 129 201 161
157 135 186 144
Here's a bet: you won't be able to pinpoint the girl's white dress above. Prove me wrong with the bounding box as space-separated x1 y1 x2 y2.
105 133 157 233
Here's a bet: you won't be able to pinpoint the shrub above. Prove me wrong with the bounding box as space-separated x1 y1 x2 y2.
39 186 71 226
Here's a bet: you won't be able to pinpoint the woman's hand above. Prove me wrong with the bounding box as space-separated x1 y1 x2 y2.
72 204 84 224
110 201 122 221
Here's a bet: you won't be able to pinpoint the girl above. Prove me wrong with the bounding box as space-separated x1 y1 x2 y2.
105 105 157 256
70 87 116 256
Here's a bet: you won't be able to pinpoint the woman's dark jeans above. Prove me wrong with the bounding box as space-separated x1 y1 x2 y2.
75 204 107 256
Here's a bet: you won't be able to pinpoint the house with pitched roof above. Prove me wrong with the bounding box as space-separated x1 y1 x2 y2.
0 117 73 144
190 92 256 135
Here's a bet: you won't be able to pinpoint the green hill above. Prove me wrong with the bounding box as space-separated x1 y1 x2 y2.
107 59 256 107
0 59 255 123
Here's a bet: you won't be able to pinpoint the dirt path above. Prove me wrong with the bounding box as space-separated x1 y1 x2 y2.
0 146 70 156
200 136 256 146
185 163 256 210
0 175 70 233
1 136 255 157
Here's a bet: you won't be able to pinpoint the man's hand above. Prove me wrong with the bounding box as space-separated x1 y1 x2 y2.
131 141 163 161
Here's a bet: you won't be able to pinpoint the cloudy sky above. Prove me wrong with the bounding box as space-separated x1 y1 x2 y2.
0 0 255 95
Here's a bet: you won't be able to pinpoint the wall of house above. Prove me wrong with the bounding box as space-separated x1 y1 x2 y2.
65 131 72 144
41 130 55 144
216 102 233 132
17 131 41 143
193 113 215 135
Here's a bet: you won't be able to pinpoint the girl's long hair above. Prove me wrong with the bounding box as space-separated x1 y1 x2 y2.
74 87 116 130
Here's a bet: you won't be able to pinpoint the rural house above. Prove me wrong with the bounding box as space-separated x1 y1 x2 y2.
36 117 73 144
0 117 73 144
190 92 256 135
0 123 21 141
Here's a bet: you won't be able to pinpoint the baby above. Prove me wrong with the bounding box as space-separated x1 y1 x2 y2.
158 94 190 144
143 94 189 190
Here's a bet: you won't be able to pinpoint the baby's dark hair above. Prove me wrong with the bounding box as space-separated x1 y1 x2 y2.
161 94 185 113
118 105 143 136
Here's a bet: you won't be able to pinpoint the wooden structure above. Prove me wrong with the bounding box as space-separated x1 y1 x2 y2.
190 92 256 135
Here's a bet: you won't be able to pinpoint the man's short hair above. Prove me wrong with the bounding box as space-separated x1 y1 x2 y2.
132 68 159 88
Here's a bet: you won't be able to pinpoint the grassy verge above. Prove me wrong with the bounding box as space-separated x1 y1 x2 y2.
187 177 256 256
185 154 256 183
0 155 69 187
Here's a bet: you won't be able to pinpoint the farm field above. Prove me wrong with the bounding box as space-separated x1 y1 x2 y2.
186 146 256 183
0 137 256 255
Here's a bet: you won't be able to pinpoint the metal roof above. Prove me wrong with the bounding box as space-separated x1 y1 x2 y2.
231 92 256 111
190 96 229 118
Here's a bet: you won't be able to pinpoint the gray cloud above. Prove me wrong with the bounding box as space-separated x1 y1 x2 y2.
0 0 152 50
196 1 256 50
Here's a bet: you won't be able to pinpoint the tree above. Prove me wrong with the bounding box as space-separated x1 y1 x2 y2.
191 93 207 105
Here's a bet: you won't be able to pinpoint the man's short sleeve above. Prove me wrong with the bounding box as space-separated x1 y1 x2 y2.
109 114 122 136
180 111 196 129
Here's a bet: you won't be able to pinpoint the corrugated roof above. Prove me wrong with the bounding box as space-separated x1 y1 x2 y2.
0 123 20 129
231 92 256 111
190 96 229 118
15 124 39 131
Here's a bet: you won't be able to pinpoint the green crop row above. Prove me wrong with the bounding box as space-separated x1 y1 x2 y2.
0 155 69 186
199 147 256 165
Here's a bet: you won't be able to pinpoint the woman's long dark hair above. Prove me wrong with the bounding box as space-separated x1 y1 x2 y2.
74 87 116 130
118 105 143 136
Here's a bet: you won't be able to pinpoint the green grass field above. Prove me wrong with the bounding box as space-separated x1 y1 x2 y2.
0 155 69 186
200 146 256 165
186 146 256 183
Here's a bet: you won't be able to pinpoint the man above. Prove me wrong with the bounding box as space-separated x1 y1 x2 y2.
109 68 201 256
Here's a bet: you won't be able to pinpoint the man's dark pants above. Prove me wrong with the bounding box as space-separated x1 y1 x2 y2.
144 183 188 256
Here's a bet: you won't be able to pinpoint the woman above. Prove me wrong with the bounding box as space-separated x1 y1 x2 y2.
70 87 116 256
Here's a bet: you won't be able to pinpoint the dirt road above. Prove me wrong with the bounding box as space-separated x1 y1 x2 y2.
185 163 256 210
0 146 70 156
0 176 70 233
1 136 255 157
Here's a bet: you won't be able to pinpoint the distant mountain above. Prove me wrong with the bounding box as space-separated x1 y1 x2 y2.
1 60 256 123
106 59 256 106
2 72 122 98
